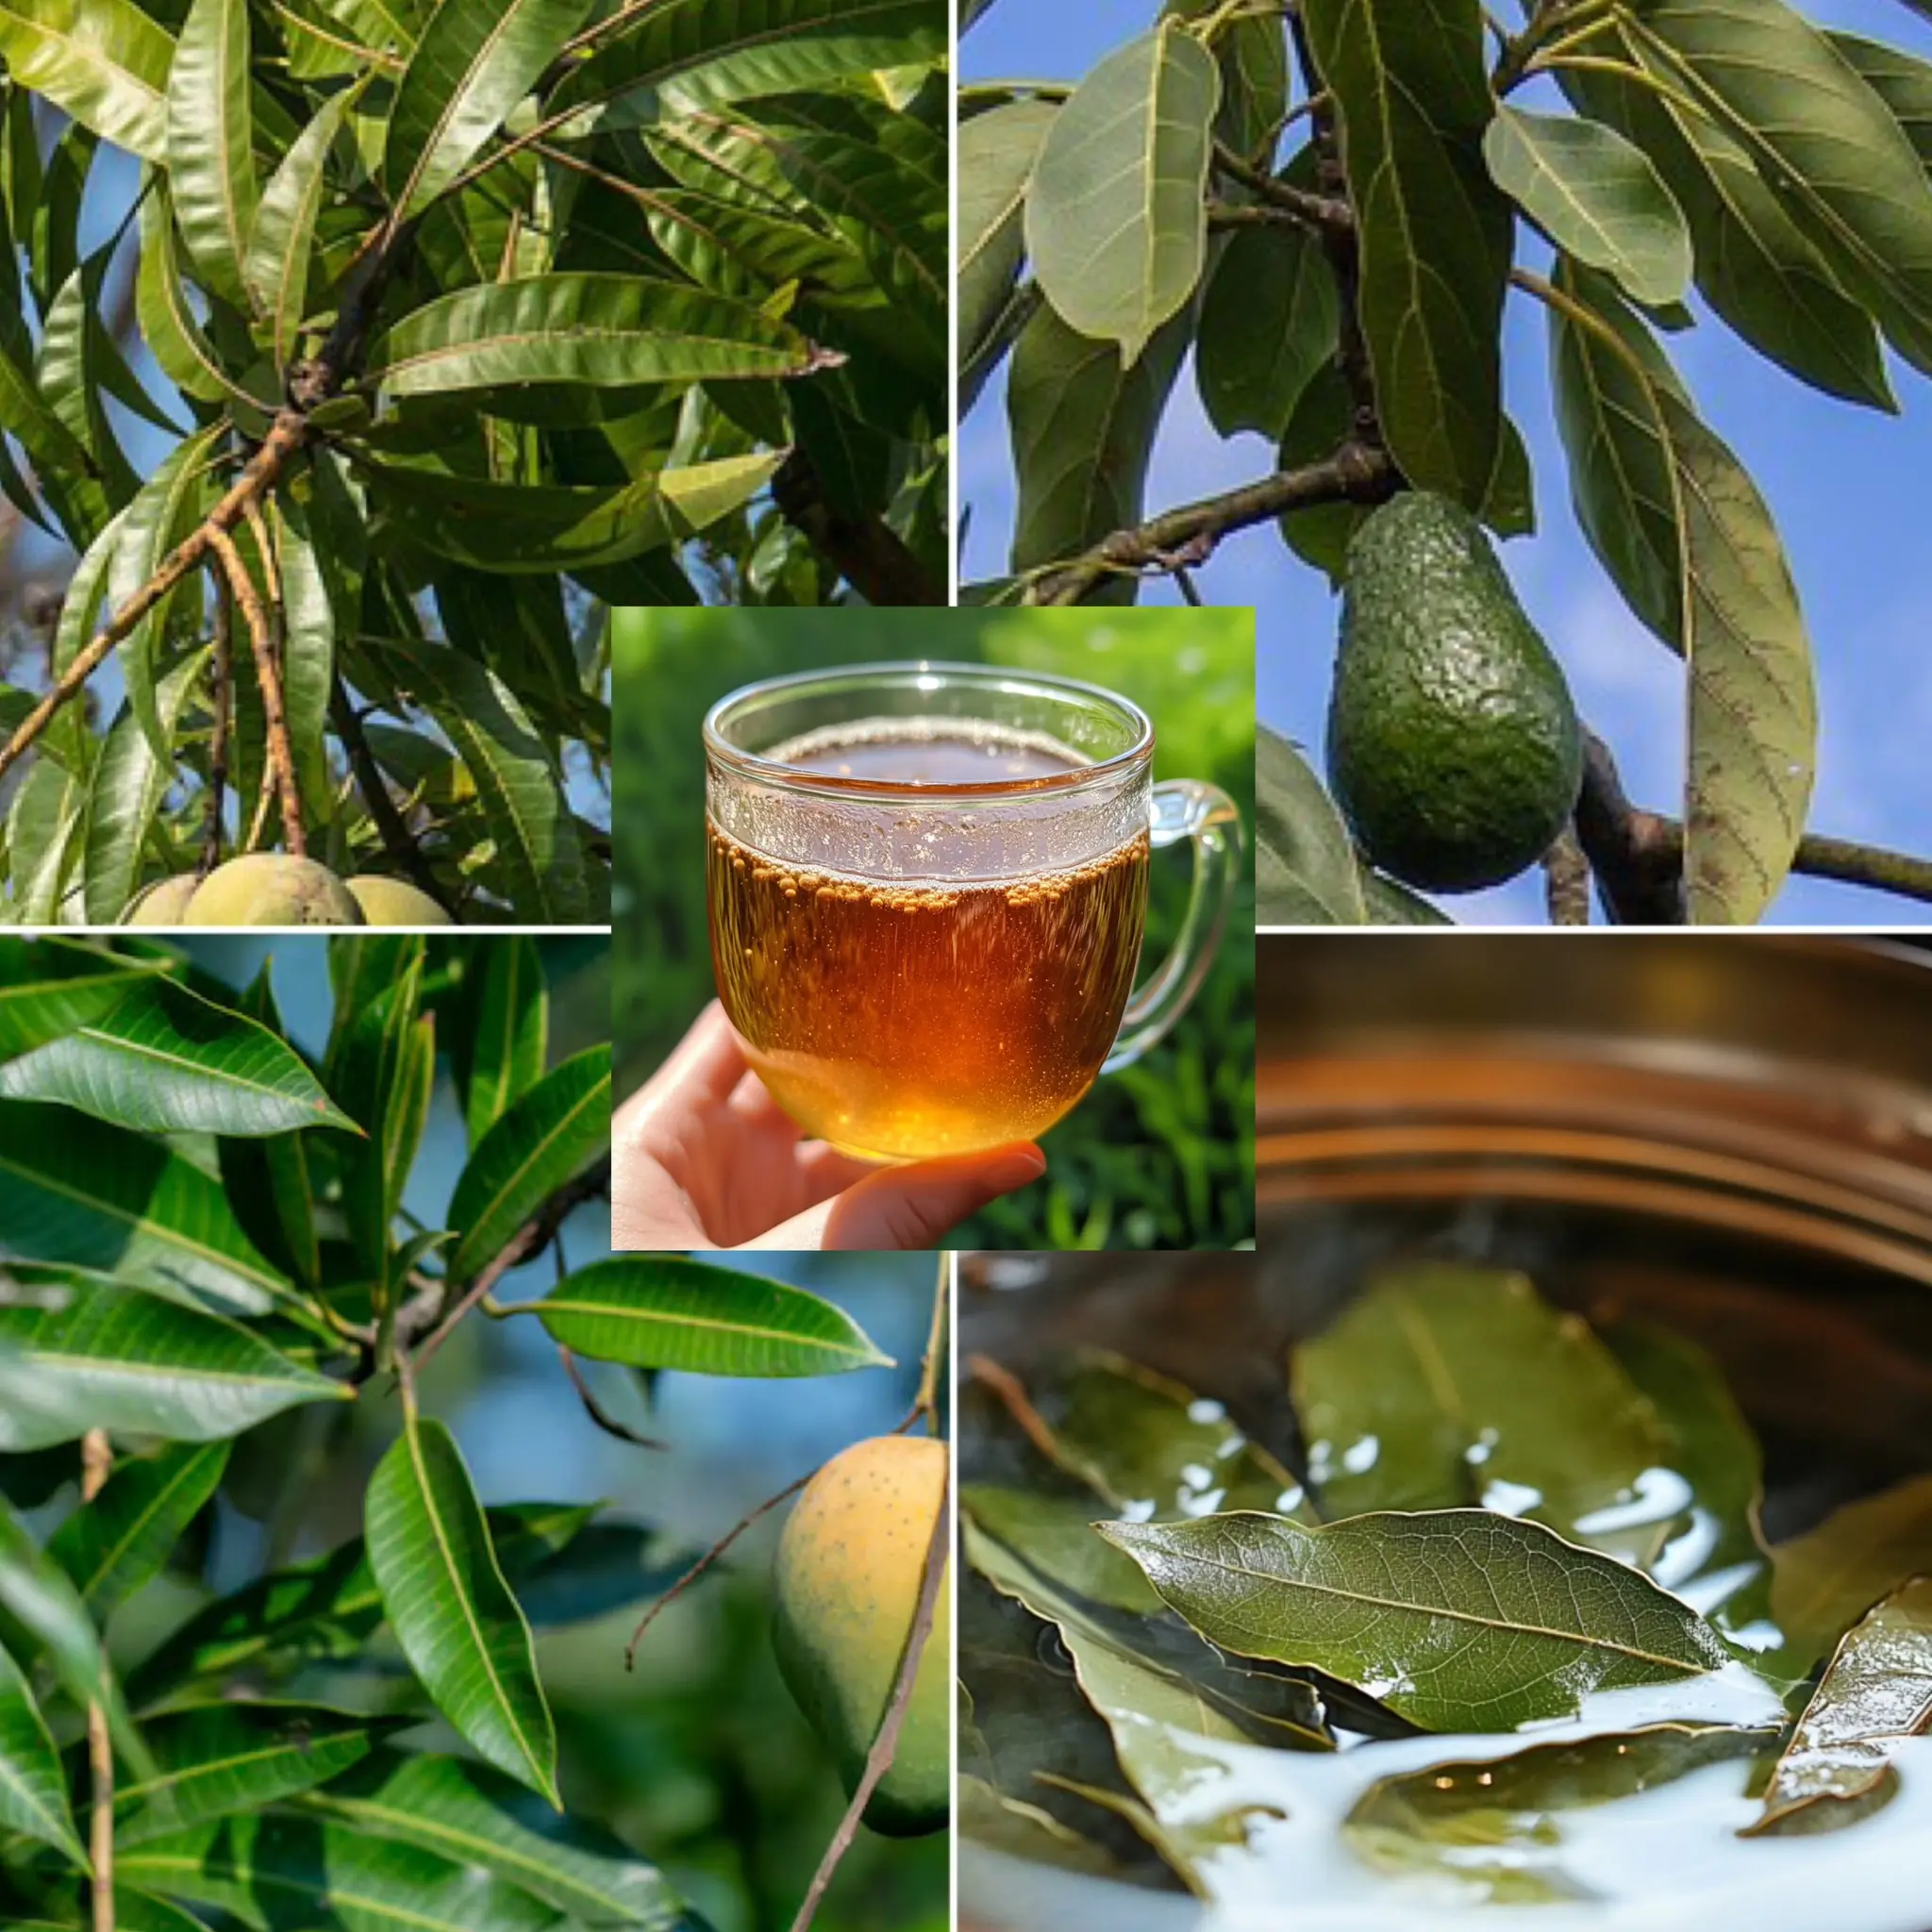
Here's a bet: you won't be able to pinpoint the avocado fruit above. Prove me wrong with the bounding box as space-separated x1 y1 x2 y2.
1326 491 1582 893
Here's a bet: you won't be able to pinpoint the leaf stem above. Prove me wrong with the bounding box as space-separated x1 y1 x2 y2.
913 1255 948 1433
81 1428 112 1932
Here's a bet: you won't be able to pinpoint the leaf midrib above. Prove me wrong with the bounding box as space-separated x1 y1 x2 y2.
536 1295 877 1362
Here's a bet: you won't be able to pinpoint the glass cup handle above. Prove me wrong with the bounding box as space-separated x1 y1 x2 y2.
1104 778 1246 1075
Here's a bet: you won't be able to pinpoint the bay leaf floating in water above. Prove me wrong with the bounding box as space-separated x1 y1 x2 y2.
1771 1472 1932 1676
1746 1574 1932 1837
1346 1721 1777 1905
1099 1508 1731 1733
1291 1266 1673 1562
962 1484 1166 1616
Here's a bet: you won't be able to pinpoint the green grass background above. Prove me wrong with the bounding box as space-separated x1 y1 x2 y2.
611 606 1255 1251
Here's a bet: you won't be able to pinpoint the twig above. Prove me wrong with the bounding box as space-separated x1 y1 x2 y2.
329 677 455 913
199 587 232 877
241 497 288 854
787 1460 949 1932
771 449 942 608
1029 446 1396 606
558 1345 665 1451
1211 140 1353 235
411 1155 611 1374
81 1428 112 1932
208 525 305 860
1543 828 1591 925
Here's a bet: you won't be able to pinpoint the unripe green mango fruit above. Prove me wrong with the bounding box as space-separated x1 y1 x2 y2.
346 876 453 925
125 875 200 925
773 1434 951 1838
184 855 365 926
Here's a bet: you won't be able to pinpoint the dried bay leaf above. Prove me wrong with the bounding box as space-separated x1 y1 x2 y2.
1746 1575 1932 1836
1100 1509 1730 1733
1347 1722 1775 1902
1771 1473 1932 1674
1292 1266 1673 1562
964 1485 1166 1615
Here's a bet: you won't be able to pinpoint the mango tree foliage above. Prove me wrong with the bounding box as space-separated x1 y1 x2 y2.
0 0 948 924
965 0 1932 926
0 931 896 1930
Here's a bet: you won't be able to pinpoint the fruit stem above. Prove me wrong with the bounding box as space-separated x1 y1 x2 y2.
913 1255 949 1435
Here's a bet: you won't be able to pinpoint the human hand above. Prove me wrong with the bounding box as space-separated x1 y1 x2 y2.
611 1002 1047 1251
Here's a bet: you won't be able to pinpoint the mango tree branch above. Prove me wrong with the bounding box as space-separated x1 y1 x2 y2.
82 1428 112 1932
1028 443 1397 606
241 496 293 855
329 676 455 913
199 587 233 877
206 525 306 860
772 450 942 608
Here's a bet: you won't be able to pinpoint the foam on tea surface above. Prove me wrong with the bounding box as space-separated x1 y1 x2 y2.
767 715 1091 785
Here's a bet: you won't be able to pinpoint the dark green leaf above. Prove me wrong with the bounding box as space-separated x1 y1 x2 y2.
963 1486 1165 1616
0 1638 85 1866
243 83 361 366
958 99 1056 374
1255 726 1368 924
48 1441 229 1623
1772 1473 1932 1674
1833 31 1932 169
460 935 547 1144
1100 1509 1730 1732
0 941 167 1059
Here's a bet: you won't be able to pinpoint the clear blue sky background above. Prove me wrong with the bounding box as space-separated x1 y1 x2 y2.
961 0 1932 926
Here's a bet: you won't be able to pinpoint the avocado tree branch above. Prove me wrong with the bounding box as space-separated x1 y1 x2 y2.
329 676 456 914
1211 139 1353 234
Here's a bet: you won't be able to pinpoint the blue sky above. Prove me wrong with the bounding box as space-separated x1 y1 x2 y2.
960 0 1932 926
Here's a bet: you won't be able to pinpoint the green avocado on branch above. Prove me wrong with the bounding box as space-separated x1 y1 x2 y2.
1326 492 1583 894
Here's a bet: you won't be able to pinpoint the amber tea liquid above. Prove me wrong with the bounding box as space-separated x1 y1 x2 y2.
708 720 1150 1160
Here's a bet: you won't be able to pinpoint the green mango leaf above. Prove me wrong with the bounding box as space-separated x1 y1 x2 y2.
0 975 358 1139
271 492 338 826
958 99 1056 375
1256 726 1368 925
298 1749 691 1927
1302 0 1510 506
137 186 248 408
1291 1265 1672 1559
1197 183 1338 441
0 1100 298 1316
0 0 175 161
1347 1723 1774 1902
1100 1509 1730 1732
165 0 257 308
365 1415 558 1805
1630 0 1932 375
384 0 595 217
459 936 547 1144
446 1044 608 1286
243 81 361 366
1025 24 1220 365
0 1639 85 1867
332 946 426 1277
1747 1576 1932 1836
527 1255 892 1376
1484 107 1691 308
47 1440 229 1623
0 1281 350 1450
1772 1473 1932 1674
117 1702 399 1845
1548 263 1815 924
363 274 824 400
117 1810 561 1931
216 968 323 1291
1008 301 1191 600
0 941 168 1060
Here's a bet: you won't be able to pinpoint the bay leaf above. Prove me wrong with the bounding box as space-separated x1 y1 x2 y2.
1099 1508 1730 1733
1348 1722 1775 1902
1291 1266 1672 1560
1771 1472 1932 1674
1747 1575 1932 1837
963 1485 1165 1616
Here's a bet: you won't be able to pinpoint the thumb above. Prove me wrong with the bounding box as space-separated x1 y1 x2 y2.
740 1144 1047 1252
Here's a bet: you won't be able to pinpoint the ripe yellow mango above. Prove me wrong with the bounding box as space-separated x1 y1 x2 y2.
772 1433 950 1837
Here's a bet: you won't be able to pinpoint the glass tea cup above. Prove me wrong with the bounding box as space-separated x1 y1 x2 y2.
703 660 1242 1162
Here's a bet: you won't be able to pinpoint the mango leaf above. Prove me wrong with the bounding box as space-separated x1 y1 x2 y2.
332 945 425 1277
1772 1473 1932 1674
47 1441 229 1623
459 936 546 1144
958 99 1056 374
0 941 167 1059
365 1416 558 1804
1256 726 1367 925
243 82 362 366
1484 107 1690 307
446 1045 608 1286
0 975 357 1139
1548 264 1814 924
117 1702 399 1846
0 0 175 161
1025 24 1219 365
363 275 824 400
117 1810 562 1931
138 186 248 408
1747 1576 1932 1836
1302 0 1509 506
384 0 594 218
0 1282 349 1450
1629 0 1932 375
1291 1265 1672 1559
528 1255 892 1376
1100 1509 1730 1732
0 1100 298 1316
0 1640 84 1867
298 1749 690 1927
1348 1723 1774 1901
166 0 257 308
272 493 338 824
